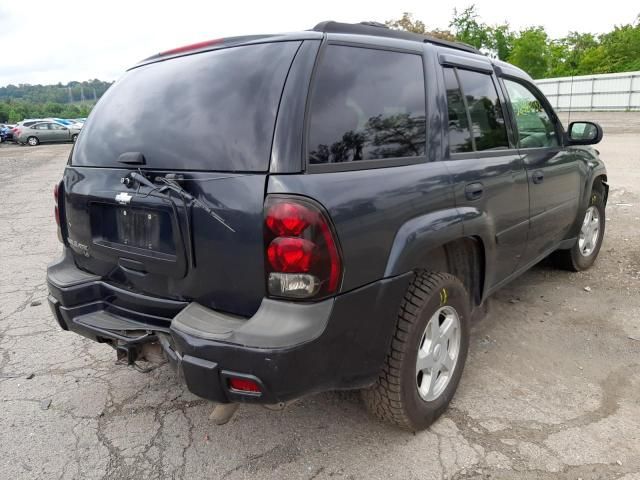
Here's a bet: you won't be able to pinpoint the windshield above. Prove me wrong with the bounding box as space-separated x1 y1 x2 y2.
72 41 301 172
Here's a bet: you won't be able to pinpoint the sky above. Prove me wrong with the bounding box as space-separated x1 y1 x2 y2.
1 0 637 87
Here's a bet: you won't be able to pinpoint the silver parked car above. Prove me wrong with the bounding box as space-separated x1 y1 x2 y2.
15 121 81 146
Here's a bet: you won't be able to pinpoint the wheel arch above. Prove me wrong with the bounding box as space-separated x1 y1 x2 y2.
568 171 608 240
383 209 487 307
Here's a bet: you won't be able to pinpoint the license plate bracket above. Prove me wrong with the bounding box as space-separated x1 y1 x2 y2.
90 203 176 255
116 207 161 251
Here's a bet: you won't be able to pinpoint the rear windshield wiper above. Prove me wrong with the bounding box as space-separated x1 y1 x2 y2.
129 172 235 232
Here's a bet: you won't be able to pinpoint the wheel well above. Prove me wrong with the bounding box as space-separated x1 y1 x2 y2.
593 174 607 194
419 237 485 307
591 174 609 208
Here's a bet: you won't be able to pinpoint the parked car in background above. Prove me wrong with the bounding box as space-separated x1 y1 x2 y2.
13 119 43 133
8 120 44 142
43 118 84 130
15 121 80 146
0 124 15 142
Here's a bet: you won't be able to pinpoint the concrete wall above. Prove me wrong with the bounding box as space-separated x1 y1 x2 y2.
536 71 640 111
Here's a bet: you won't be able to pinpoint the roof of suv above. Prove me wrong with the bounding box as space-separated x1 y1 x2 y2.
134 21 480 68
312 21 480 54
131 21 532 83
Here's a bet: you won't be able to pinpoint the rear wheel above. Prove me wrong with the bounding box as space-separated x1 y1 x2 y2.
361 272 470 430
552 188 605 271
27 136 39 146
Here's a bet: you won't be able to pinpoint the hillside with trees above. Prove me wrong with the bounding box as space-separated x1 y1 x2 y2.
387 6 640 79
0 80 112 123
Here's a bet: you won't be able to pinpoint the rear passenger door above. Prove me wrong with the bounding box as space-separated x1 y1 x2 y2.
33 123 53 141
499 77 581 262
48 122 70 142
440 61 529 289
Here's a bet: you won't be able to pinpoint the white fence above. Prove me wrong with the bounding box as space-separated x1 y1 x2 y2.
536 71 640 111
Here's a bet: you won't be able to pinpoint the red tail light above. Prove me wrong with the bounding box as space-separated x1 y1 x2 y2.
228 377 261 393
264 197 342 299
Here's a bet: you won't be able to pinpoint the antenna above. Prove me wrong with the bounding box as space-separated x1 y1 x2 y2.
567 75 574 126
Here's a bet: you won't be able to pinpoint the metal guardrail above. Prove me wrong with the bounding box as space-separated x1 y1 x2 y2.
536 71 640 111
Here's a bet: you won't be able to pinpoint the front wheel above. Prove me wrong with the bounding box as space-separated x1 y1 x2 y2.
552 189 605 271
361 272 470 430
27 136 39 146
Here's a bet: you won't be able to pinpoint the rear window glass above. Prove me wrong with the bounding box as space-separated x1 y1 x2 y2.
72 41 301 171
307 45 426 164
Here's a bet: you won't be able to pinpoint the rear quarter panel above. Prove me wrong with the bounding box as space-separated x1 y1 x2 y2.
267 162 456 291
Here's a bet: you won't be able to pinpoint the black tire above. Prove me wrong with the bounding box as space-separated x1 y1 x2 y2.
552 188 605 271
26 136 39 146
361 272 471 430
72 134 78 143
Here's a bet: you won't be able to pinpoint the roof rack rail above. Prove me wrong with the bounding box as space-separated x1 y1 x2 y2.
312 21 480 55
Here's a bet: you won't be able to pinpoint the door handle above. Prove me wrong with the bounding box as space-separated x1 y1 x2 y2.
532 171 544 184
464 182 484 201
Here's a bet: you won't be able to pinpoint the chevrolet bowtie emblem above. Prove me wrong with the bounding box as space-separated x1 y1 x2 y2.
115 192 132 205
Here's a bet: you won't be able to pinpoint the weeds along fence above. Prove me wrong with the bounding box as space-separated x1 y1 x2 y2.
536 71 640 111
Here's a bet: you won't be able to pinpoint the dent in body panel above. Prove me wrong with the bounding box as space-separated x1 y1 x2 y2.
63 166 268 317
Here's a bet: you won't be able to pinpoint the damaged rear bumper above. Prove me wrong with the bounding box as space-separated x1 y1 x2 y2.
47 248 411 404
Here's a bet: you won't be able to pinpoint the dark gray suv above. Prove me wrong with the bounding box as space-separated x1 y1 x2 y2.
46 21 607 430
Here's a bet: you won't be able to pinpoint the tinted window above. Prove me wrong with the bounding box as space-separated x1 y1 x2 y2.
308 45 425 164
504 79 558 148
444 68 473 153
72 42 301 171
49 123 64 130
456 69 509 151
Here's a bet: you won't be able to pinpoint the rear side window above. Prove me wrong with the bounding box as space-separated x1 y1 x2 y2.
444 67 509 154
307 45 426 165
72 42 301 171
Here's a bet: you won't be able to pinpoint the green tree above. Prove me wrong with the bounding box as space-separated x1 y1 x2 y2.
0 102 8 123
386 12 426 34
386 12 456 41
508 27 551 79
489 24 515 60
449 5 490 50
596 23 640 73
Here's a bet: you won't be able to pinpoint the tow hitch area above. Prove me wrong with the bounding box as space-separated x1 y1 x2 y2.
116 340 166 373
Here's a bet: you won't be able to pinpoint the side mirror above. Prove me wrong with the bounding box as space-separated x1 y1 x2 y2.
568 121 603 145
